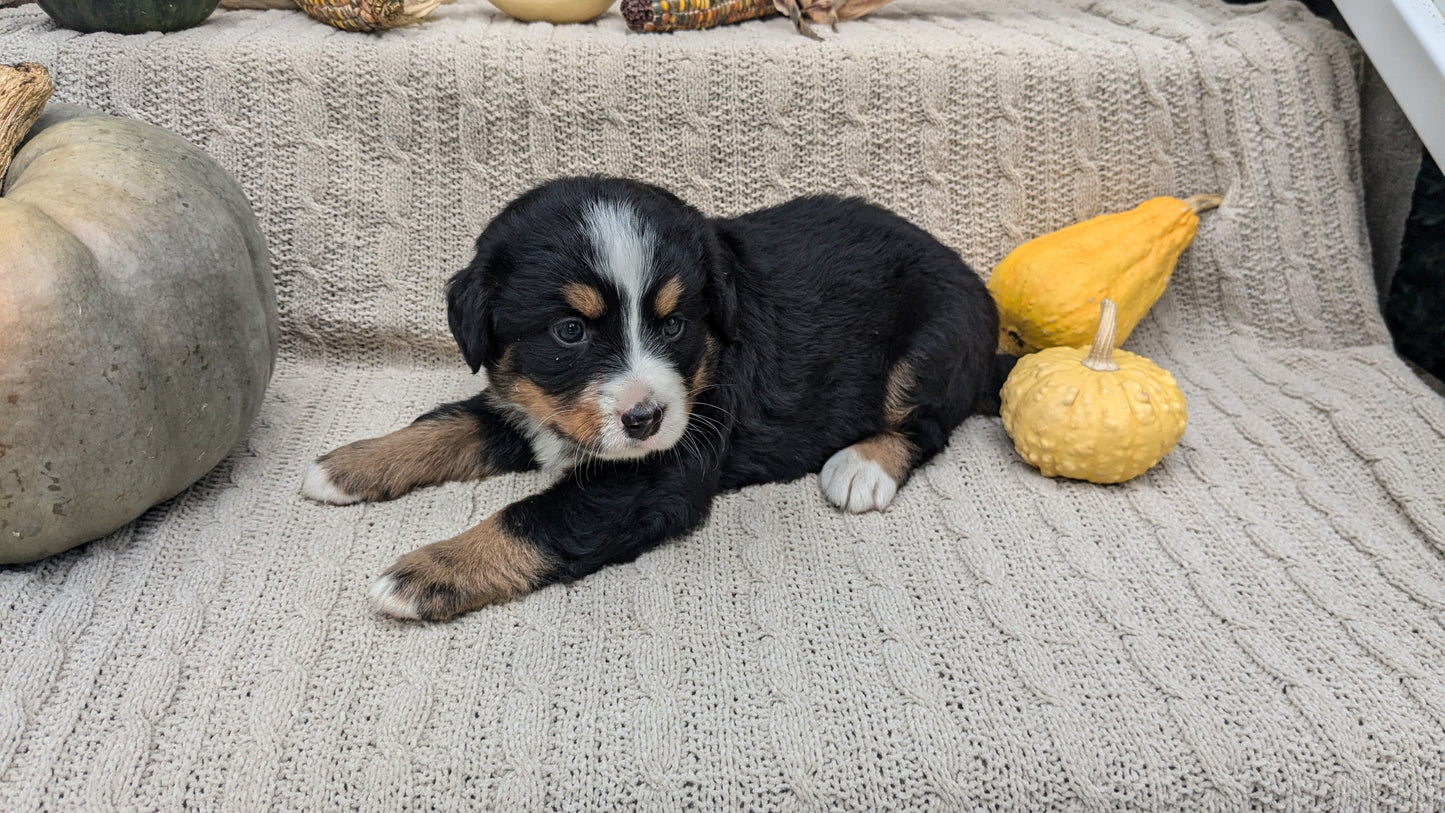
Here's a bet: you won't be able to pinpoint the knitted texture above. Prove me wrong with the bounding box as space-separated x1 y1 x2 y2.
4 0 1445 808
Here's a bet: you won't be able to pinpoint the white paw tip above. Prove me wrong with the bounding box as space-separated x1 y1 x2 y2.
821 447 899 514
369 574 420 620
300 460 359 505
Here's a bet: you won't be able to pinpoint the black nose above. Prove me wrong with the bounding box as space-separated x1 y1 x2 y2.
620 403 663 440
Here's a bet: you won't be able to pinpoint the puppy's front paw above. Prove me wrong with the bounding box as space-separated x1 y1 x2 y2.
368 574 422 620
821 446 899 513
299 439 396 505
368 517 552 622
369 561 498 622
301 459 362 505
301 415 491 506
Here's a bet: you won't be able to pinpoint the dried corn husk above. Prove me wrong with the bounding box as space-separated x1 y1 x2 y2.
1 62 53 183
220 0 451 30
298 0 442 29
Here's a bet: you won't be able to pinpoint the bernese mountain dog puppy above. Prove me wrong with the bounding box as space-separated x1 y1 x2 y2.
301 177 1006 621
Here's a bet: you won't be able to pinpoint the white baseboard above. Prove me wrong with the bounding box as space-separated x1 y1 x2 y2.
1336 0 1445 165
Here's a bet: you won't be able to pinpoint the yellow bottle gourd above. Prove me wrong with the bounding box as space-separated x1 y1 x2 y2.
1000 300 1187 484
988 194 1222 355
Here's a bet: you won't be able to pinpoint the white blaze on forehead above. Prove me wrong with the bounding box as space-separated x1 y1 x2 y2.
582 197 656 369
582 198 689 458
583 199 656 310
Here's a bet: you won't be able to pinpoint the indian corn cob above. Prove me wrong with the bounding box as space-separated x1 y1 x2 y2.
621 0 776 33
622 0 897 36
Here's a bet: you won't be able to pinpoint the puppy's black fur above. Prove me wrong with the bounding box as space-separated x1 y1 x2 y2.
705 194 1001 488
305 176 1008 620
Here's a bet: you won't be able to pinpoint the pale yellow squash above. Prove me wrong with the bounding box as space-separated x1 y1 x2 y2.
1000 300 1187 484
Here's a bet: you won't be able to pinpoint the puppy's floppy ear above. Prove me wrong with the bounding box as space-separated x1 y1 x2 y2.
447 242 496 374
705 230 740 343
447 184 555 372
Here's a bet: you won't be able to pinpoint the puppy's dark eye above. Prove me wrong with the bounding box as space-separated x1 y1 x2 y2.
551 318 588 346
661 314 685 340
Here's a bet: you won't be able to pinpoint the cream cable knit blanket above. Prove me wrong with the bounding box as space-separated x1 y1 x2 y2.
2 0 1444 808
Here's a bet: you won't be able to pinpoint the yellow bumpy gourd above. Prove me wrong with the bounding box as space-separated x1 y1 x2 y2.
988 194 1221 355
1000 300 1187 484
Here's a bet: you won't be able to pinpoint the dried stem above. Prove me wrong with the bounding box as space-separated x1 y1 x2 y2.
1081 299 1121 372
0 62 53 184
1183 193 1223 214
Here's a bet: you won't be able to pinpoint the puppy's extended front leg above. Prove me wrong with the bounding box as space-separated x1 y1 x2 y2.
369 514 550 620
370 455 719 621
301 393 535 505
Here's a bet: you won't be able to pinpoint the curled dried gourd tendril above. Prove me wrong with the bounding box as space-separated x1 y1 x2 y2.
0 62 53 185
775 0 897 39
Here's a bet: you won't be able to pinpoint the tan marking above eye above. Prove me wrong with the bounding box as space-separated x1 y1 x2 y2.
654 276 684 318
562 283 606 320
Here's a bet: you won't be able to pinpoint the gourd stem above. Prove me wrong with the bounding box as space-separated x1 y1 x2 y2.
1183 193 1223 214
0 63 53 186
1082 299 1121 372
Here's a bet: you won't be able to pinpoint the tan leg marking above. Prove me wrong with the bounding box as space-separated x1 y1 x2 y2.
850 430 917 484
820 359 919 513
654 276 684 318
562 282 606 320
820 430 915 513
308 414 489 503
883 359 916 430
370 515 551 621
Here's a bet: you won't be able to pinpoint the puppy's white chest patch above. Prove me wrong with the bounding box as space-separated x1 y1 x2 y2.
528 427 579 472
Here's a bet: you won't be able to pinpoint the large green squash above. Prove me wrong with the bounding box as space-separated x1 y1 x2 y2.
0 102 276 563
35 0 222 34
